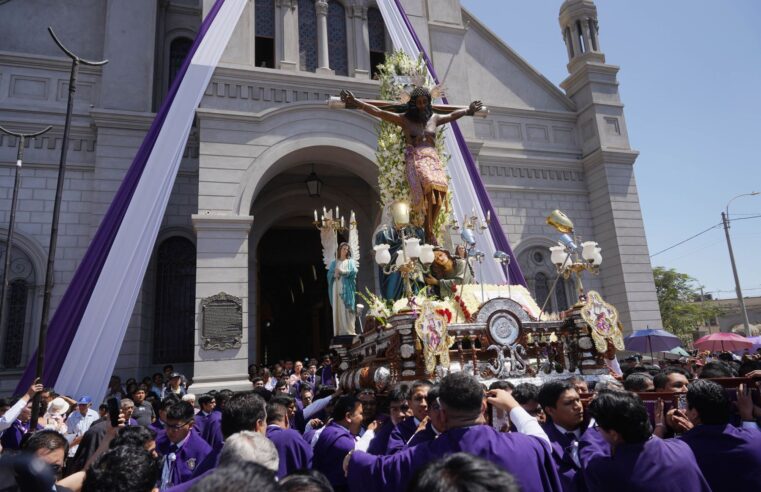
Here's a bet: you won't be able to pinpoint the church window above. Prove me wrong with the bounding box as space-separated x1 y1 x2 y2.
0 244 36 369
298 0 318 72
518 245 572 314
575 20 586 54
587 19 598 51
327 0 348 76
153 237 196 364
534 272 550 310
255 0 276 68
168 37 193 90
368 7 386 78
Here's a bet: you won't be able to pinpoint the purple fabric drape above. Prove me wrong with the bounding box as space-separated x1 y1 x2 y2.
15 0 228 395
392 0 527 287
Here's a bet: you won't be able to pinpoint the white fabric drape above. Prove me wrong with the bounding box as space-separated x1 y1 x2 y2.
376 0 506 284
55 0 249 404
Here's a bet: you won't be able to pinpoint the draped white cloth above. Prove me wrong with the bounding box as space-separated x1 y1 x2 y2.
376 0 506 285
54 0 249 404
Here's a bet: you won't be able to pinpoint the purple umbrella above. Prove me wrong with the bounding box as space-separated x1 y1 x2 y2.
624 328 682 362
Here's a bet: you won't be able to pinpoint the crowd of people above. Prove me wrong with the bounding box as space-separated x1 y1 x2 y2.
0 352 760 492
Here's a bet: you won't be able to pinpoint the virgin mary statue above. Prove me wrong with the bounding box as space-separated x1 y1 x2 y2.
328 242 357 336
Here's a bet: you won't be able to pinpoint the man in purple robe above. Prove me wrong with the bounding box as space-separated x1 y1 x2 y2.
317 354 336 387
678 379 761 492
367 384 410 455
313 395 363 491
265 400 313 478
407 385 443 448
346 372 562 492
0 401 38 451
538 380 587 492
386 380 431 454
579 390 710 492
156 401 212 489
193 394 216 441
151 395 181 435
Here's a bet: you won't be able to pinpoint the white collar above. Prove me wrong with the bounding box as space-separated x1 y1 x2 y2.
554 423 581 439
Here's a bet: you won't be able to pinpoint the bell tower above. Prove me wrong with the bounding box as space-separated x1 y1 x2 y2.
559 0 662 332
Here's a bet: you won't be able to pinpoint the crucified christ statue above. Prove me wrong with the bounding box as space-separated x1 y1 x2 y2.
340 87 483 244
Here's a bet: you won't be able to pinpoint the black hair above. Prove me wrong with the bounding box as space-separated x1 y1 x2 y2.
699 361 735 378
221 392 267 439
537 381 575 411
272 394 295 407
512 383 540 405
279 469 333 492
331 395 361 421
160 394 181 410
410 380 433 395
21 429 69 458
488 380 515 392
82 446 159 492
653 367 692 390
588 390 651 443
686 379 730 425
266 401 288 424
407 452 519 492
190 461 279 492
388 383 410 403
166 401 194 422
623 373 654 392
405 87 433 124
198 394 215 407
424 385 440 409
110 426 156 450
253 387 273 402
217 389 235 408
438 372 483 413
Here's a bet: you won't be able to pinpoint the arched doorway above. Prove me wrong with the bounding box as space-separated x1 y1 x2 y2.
248 155 379 364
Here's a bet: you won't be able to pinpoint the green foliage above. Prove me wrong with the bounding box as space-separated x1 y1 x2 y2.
653 266 723 345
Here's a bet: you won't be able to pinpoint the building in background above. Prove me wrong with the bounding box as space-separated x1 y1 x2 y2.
0 0 661 393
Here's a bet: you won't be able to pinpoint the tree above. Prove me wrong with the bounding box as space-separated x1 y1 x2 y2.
653 267 723 346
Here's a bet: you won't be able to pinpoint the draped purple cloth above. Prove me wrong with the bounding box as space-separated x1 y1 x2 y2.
15 0 228 395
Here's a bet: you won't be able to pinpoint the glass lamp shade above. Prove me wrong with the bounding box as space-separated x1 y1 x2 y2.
395 251 408 267
460 228 476 247
419 244 435 265
373 244 391 266
549 245 566 266
404 238 421 259
581 241 599 262
390 201 410 227
592 249 602 266
305 171 322 197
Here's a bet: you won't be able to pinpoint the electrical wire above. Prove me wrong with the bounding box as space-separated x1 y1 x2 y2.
649 214 761 259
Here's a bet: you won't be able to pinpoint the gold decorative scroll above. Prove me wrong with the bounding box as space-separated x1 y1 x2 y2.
580 291 625 354
414 301 455 375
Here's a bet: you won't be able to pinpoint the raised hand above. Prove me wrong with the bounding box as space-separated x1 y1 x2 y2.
467 100 483 115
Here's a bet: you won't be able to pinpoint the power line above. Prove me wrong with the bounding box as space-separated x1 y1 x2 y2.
650 223 721 258
649 214 761 259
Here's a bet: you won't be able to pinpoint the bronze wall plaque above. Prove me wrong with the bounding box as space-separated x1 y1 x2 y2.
201 292 242 351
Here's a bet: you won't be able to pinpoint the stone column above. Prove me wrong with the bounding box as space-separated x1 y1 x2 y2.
190 214 254 394
569 22 582 57
580 18 593 54
351 5 369 78
315 0 334 75
277 0 299 70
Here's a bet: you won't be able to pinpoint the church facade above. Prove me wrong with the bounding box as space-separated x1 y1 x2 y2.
0 0 661 393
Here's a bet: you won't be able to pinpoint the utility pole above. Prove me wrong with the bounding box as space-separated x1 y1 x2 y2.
721 211 752 337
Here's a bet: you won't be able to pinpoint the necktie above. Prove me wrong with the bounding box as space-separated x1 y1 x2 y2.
565 433 580 468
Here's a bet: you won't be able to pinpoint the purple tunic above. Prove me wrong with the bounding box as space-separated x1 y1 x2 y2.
406 421 438 448
200 411 223 448
193 411 212 441
366 419 395 455
191 441 222 478
542 422 585 492
347 424 562 492
266 425 314 478
156 429 212 487
579 426 710 492
0 420 36 451
386 417 418 454
313 421 356 489
318 365 334 387
679 423 761 492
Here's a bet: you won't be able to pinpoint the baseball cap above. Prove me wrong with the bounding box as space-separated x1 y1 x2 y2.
77 395 92 405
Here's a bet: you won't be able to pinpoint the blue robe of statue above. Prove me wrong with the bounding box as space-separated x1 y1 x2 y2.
328 258 357 337
578 425 710 492
679 423 761 492
347 424 562 492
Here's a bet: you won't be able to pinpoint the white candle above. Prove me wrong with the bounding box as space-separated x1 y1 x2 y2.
323 206 327 216
486 210 491 222
341 217 345 228
314 210 318 221
336 206 339 217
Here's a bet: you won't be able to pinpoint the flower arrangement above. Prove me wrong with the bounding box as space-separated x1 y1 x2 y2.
375 51 452 242
357 288 392 327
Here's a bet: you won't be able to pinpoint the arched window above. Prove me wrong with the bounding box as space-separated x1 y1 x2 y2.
298 0 318 72
168 37 193 89
153 237 196 364
517 246 572 314
255 0 275 68
327 0 348 76
368 7 386 78
0 244 36 369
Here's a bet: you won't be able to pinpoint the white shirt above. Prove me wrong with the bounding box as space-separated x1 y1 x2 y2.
0 397 29 432
553 422 582 467
66 408 100 456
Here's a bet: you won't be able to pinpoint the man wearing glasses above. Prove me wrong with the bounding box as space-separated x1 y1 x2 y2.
156 401 211 489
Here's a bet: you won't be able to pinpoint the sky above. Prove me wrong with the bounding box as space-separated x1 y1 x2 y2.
460 0 761 299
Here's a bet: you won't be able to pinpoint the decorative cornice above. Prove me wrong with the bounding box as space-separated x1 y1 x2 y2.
315 0 328 16
428 21 468 35
582 148 639 167
192 213 254 232
486 105 577 122
90 109 155 131
213 63 380 90
351 5 367 19
0 51 103 76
